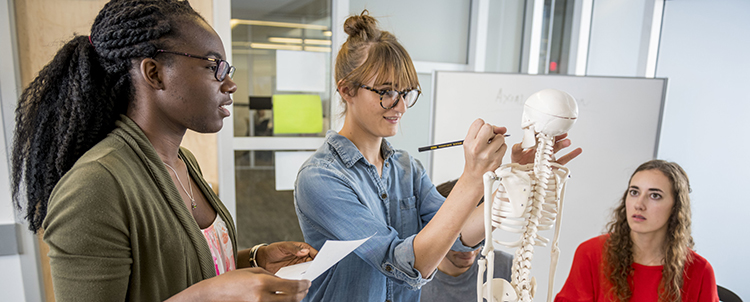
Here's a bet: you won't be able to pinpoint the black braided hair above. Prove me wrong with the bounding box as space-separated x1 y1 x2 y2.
11 0 205 233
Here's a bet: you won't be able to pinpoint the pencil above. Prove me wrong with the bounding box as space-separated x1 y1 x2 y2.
418 135 510 152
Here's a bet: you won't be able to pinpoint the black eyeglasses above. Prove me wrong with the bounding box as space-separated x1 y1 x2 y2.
154 49 236 81
360 84 421 109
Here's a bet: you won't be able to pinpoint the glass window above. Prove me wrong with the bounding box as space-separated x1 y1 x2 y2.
234 150 304 249
541 0 574 74
484 0 574 75
231 0 332 138
230 0 332 249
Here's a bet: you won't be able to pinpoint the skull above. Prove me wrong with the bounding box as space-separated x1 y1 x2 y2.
521 89 578 149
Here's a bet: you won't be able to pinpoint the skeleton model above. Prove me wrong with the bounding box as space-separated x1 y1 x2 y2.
477 89 578 302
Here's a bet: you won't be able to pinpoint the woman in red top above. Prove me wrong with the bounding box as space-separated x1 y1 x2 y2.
556 160 718 302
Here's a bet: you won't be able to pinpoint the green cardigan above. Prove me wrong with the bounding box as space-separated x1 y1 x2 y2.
43 115 236 301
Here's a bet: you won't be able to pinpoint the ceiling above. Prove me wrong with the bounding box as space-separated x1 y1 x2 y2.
231 0 330 23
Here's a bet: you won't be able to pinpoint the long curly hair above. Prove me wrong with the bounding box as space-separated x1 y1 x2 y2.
11 0 204 233
604 160 694 302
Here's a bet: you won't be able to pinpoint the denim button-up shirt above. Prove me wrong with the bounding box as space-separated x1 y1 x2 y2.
294 131 478 302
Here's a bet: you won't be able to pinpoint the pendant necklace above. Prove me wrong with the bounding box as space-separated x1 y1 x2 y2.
164 160 197 210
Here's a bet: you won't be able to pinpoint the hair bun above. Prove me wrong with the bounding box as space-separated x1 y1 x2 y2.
343 9 380 40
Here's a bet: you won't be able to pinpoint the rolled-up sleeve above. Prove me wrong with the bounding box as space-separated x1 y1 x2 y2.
388 235 434 288
295 164 432 289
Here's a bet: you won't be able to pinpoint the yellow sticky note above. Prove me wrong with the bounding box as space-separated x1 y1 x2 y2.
272 94 323 134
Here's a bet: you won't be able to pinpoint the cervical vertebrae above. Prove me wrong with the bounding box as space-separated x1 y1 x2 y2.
478 89 577 302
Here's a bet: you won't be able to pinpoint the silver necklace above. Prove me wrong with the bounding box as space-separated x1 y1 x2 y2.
164 161 197 210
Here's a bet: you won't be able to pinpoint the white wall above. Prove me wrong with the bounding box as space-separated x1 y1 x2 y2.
655 0 750 298
348 0 472 65
485 0 525 73
587 0 749 299
587 0 650 76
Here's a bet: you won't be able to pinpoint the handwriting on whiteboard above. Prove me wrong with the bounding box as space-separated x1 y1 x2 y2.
495 88 588 107
495 89 525 106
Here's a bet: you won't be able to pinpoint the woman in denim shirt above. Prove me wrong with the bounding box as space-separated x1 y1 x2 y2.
294 10 580 302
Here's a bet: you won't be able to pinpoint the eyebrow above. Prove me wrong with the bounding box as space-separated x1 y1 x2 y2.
375 82 394 88
630 185 664 193
376 83 417 90
205 51 223 60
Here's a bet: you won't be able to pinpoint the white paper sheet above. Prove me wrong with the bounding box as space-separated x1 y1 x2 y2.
275 236 372 281
276 50 326 92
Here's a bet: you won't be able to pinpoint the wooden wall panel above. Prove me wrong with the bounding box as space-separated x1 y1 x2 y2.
15 0 107 87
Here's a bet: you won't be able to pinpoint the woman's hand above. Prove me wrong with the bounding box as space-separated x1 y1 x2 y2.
510 133 583 166
461 118 508 181
167 268 310 302
257 241 318 274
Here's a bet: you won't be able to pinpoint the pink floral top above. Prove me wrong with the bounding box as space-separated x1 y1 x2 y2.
201 214 236 275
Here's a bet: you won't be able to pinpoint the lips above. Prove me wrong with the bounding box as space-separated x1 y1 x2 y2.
632 214 646 222
383 116 400 124
219 100 232 117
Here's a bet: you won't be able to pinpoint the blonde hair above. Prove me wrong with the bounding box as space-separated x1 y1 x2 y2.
604 160 694 302
335 10 419 114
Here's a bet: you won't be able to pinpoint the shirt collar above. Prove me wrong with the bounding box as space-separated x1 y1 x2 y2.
325 130 395 168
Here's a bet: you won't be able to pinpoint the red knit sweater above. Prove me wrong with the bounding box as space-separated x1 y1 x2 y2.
555 235 719 302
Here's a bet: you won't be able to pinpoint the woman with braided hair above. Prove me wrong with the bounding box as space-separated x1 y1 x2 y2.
555 160 718 302
11 0 314 301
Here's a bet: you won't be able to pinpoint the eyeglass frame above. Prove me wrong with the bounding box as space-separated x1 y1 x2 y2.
359 84 421 110
153 49 236 82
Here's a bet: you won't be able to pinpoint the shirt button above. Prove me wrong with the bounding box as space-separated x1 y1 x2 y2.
385 162 389 167
381 193 388 199
385 265 393 272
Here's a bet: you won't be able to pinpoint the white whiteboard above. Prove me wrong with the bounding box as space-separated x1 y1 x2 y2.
431 71 666 300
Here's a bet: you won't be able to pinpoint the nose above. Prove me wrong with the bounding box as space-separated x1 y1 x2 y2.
393 94 407 113
222 75 238 94
634 196 646 211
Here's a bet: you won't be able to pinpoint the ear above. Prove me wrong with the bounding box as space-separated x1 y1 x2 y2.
337 80 353 103
138 58 165 90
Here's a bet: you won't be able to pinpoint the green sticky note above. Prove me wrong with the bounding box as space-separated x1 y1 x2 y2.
272 94 323 134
